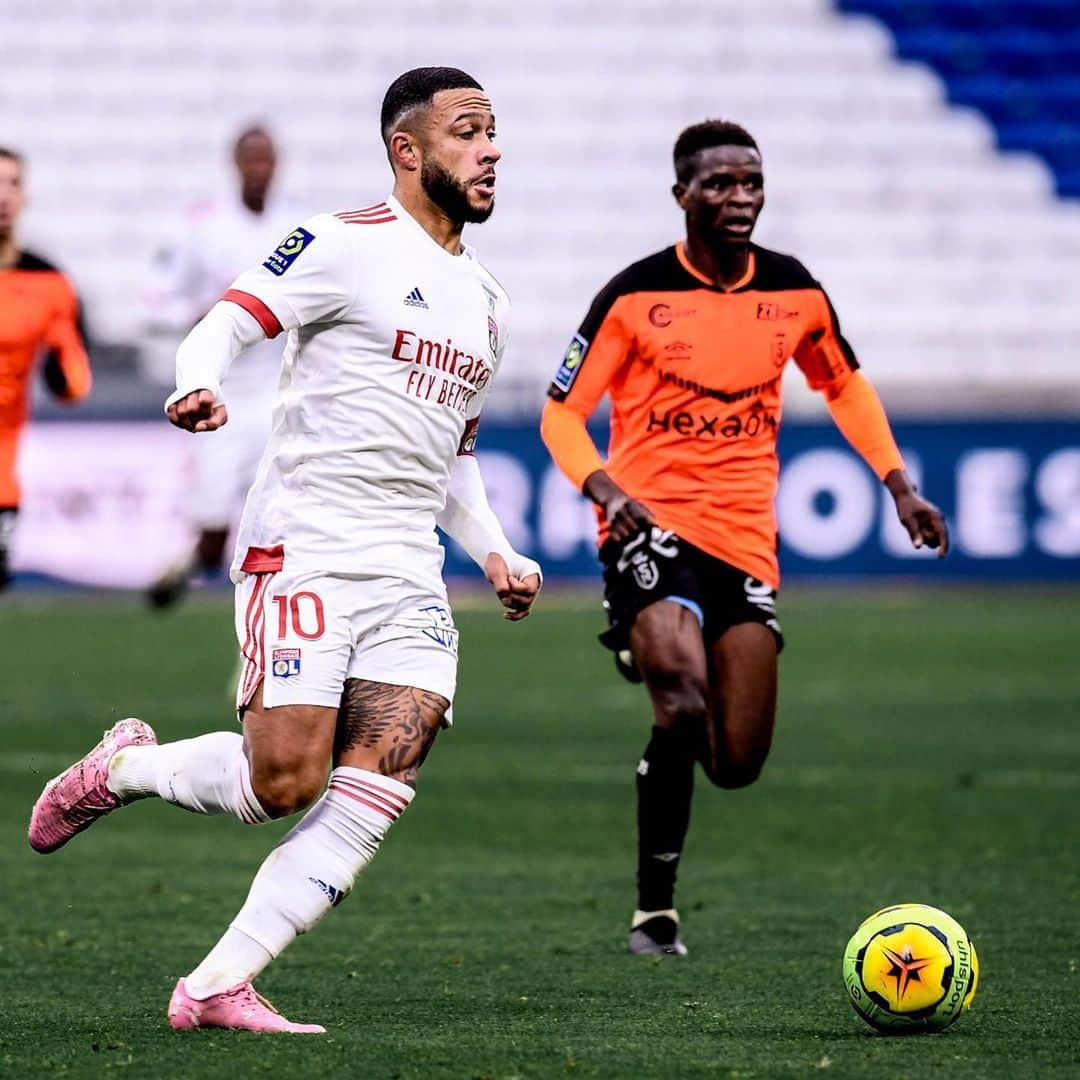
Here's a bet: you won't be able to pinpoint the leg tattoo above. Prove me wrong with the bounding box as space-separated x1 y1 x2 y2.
334 680 448 786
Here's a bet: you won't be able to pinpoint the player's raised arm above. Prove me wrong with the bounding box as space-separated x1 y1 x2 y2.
165 214 357 432
794 289 949 556
540 279 655 541
437 422 542 620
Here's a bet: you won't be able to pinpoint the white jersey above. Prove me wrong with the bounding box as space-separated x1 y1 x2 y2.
223 196 510 586
146 194 301 401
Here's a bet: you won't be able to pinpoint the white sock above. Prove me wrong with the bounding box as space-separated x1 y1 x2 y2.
183 928 273 1000
185 767 413 997
107 731 270 824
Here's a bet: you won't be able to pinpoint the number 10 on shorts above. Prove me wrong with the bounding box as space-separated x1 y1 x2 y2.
272 592 326 641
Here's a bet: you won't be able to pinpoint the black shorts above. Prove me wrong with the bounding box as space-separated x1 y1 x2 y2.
598 526 784 654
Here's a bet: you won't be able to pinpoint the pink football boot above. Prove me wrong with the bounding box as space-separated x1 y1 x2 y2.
28 717 157 854
168 979 326 1034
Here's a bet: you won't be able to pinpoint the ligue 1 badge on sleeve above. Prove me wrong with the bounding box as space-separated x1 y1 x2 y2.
553 334 588 393
263 227 315 276
488 315 500 355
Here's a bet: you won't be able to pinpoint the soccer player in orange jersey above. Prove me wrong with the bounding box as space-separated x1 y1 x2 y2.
541 120 948 956
0 148 91 590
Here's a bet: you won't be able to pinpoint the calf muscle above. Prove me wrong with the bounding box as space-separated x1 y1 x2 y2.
240 682 338 816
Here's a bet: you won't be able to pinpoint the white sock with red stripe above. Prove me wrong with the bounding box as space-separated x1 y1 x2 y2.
107 731 270 825
184 767 413 998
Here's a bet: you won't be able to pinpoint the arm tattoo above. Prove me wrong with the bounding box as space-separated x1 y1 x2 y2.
334 679 448 787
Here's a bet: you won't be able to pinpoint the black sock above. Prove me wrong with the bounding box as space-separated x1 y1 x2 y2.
636 725 695 912
0 508 15 591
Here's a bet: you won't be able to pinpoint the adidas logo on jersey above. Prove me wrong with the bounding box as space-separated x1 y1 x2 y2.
404 287 429 309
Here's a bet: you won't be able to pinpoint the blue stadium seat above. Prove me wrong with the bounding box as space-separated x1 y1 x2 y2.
845 0 1080 33
839 1 1080 198
997 123 1080 168
948 76 1080 125
1054 169 1080 197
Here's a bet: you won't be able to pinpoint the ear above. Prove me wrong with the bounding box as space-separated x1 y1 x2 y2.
672 182 688 210
389 131 420 173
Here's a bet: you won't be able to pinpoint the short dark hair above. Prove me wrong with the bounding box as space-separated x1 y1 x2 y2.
233 125 273 153
673 120 758 182
380 67 484 146
0 147 23 167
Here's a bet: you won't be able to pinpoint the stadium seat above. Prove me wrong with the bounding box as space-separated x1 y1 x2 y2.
1 0 1078 412
843 1 1080 197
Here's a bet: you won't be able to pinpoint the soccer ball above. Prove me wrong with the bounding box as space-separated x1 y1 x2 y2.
842 903 979 1033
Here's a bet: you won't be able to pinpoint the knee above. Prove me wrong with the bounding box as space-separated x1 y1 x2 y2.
705 756 766 790
651 682 708 733
251 762 326 819
703 734 769 788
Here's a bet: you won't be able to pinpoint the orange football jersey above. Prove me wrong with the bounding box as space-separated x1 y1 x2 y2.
0 251 91 505
548 242 860 587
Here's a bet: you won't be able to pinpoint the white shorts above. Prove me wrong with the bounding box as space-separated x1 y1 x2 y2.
235 567 458 712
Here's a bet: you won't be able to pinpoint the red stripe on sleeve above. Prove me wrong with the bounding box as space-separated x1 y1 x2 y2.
222 289 284 339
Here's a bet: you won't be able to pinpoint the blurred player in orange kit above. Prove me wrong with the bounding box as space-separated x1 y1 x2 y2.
144 126 300 607
0 148 91 590
541 120 949 956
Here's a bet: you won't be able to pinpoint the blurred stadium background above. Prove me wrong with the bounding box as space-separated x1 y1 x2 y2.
2 0 1078 588
3 4 1080 1077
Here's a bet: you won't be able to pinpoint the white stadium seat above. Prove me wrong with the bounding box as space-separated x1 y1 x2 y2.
2 0 1078 414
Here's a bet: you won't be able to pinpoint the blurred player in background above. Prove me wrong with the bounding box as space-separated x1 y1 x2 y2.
144 126 298 607
30 68 541 1033
541 120 948 956
0 147 91 591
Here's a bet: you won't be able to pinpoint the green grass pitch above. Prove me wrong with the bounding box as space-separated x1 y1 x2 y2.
1 587 1078 1078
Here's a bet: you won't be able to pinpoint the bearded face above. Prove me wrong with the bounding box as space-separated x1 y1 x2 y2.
421 157 494 225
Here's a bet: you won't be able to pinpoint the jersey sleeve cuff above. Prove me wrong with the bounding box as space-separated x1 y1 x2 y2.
163 381 223 414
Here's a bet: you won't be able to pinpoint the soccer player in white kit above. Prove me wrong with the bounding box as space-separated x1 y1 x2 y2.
144 126 299 607
28 68 541 1034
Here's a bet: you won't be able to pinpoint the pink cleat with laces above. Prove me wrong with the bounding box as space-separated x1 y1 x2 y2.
28 717 157 854
168 978 326 1034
